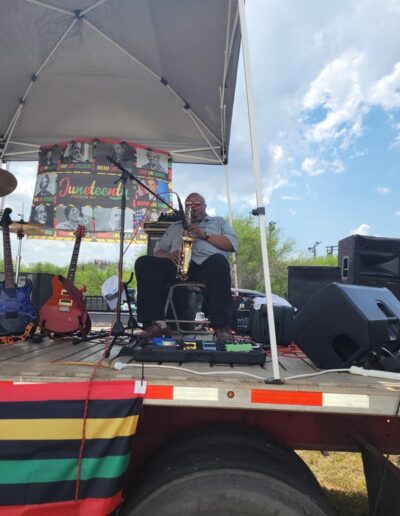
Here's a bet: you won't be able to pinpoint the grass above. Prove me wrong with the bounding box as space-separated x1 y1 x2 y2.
297 451 400 515
297 451 369 516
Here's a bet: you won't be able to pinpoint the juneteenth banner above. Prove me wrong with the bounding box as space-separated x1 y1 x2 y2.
29 138 173 242
0 380 145 515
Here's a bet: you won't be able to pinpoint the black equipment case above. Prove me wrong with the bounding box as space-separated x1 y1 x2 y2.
249 304 295 346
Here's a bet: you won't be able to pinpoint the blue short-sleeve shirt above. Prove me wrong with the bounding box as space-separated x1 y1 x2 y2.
154 215 237 265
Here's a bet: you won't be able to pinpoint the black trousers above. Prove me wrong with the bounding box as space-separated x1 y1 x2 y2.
135 253 232 328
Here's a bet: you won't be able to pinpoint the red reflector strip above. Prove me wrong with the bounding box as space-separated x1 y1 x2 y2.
251 389 323 406
145 385 174 399
1 381 142 402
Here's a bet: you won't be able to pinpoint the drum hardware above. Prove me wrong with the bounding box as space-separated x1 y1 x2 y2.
0 217 42 283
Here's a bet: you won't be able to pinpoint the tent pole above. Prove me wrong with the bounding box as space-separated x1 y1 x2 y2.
0 161 8 212
237 0 281 382
224 164 238 289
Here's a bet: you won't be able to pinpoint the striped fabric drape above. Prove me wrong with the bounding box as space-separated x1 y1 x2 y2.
0 380 145 515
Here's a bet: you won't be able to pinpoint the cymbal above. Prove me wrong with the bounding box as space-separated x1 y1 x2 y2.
8 220 43 235
0 168 18 197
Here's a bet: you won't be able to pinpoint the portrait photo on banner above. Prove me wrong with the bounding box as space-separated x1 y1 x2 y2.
95 140 136 168
38 145 62 171
60 141 93 164
136 147 168 173
55 204 92 232
94 206 134 233
30 203 54 228
33 172 57 198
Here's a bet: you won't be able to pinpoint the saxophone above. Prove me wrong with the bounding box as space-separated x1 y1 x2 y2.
176 205 195 281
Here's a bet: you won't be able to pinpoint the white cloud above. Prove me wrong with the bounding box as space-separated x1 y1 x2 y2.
263 175 289 204
288 208 296 216
377 186 390 194
207 207 217 217
350 223 371 235
331 159 345 174
368 62 400 109
304 51 367 143
395 210 400 216
269 144 283 162
301 157 325 176
281 195 301 201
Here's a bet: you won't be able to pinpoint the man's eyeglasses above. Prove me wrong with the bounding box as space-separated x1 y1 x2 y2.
185 202 203 207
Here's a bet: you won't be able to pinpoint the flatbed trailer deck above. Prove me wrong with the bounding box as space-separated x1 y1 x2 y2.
2 329 400 515
1 331 399 454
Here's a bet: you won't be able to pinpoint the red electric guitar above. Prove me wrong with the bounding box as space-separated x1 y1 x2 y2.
39 225 91 334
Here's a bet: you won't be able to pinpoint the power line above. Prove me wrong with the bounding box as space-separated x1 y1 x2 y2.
326 245 338 256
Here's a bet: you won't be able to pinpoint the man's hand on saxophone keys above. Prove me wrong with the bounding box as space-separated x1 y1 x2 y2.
187 224 208 240
154 249 180 265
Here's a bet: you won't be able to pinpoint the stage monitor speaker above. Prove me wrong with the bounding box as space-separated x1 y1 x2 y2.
0 272 54 310
338 235 400 299
287 266 341 310
292 283 400 369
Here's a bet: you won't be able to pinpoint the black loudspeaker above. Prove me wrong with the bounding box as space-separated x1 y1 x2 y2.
0 272 54 310
292 283 400 369
338 235 400 299
287 266 341 310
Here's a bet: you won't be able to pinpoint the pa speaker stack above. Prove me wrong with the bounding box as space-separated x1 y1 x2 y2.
287 265 341 310
338 235 400 299
292 283 400 369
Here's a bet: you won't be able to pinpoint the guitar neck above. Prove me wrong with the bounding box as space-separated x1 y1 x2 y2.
2 226 15 289
67 235 82 284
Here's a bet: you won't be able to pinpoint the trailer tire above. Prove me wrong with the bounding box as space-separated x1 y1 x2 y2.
131 423 323 498
122 468 333 516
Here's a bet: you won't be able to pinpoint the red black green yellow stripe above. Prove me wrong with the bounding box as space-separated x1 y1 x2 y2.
0 380 145 515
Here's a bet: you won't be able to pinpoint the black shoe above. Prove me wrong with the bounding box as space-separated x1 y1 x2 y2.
139 322 172 341
214 327 234 346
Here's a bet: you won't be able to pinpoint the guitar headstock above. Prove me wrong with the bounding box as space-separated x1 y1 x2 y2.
74 224 86 238
0 208 12 229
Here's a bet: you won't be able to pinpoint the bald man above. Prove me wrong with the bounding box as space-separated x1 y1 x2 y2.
135 192 237 346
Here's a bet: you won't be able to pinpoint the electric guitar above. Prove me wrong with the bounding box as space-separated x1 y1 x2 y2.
39 225 91 334
0 208 38 335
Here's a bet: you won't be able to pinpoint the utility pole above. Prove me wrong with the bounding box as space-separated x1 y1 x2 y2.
308 241 321 259
326 245 338 256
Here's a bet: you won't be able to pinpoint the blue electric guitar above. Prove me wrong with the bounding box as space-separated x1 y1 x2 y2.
0 208 38 336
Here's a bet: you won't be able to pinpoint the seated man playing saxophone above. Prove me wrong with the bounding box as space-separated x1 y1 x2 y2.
135 192 237 344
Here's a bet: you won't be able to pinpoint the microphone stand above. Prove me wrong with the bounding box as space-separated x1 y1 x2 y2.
104 156 178 357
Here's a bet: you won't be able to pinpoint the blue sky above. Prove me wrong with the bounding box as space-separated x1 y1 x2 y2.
4 0 400 265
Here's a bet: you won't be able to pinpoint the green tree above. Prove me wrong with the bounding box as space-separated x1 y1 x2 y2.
12 260 137 296
232 216 296 296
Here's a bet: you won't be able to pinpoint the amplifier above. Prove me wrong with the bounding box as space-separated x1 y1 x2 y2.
143 222 174 256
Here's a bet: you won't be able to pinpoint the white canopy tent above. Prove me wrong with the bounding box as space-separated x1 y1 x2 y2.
0 0 240 165
0 0 281 381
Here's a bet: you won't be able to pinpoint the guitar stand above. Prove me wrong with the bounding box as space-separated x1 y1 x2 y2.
72 279 139 348
104 277 139 358
72 329 110 345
